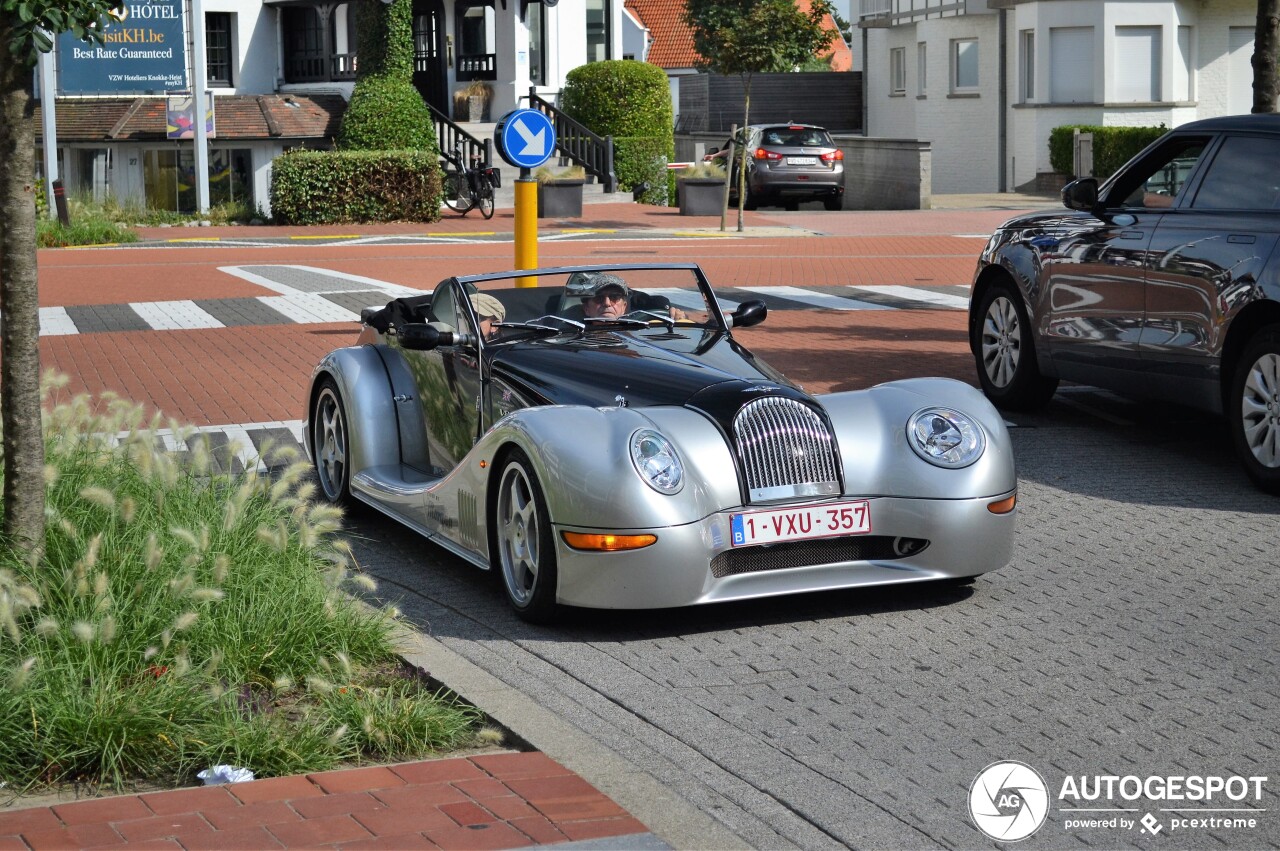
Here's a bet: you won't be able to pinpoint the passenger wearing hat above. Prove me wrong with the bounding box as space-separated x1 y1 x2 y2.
469 292 506 340
565 272 631 319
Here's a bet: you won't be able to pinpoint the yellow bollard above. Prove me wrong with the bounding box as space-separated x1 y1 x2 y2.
514 178 538 280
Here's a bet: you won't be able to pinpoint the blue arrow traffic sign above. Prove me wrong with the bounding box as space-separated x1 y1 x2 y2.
495 109 556 170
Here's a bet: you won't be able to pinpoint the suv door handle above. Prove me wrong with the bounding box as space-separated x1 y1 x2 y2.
1119 231 1145 240
1227 234 1257 244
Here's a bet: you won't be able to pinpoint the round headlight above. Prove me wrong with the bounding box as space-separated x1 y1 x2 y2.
630 429 684 494
906 407 986 468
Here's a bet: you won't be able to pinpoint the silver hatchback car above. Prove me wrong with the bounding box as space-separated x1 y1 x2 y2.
706 124 846 211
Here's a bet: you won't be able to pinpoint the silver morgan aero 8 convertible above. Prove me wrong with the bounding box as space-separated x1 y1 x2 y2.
304 264 1018 622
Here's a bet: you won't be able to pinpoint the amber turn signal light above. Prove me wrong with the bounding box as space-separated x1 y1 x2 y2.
987 494 1017 514
560 532 658 552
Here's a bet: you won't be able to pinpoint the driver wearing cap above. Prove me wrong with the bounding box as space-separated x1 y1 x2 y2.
469 292 506 340
566 272 631 319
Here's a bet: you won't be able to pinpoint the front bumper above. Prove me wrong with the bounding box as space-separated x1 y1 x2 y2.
553 492 1015 609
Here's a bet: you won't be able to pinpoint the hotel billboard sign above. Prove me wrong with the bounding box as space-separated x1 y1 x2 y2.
57 0 188 94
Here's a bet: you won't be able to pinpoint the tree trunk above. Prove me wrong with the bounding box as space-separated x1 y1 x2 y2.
737 81 752 233
0 32 48 563
1256 0 1280 113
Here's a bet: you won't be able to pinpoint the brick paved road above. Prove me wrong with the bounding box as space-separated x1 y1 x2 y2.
351 390 1278 850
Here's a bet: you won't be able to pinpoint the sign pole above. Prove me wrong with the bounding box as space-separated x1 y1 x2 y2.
514 168 537 275
191 0 210 214
38 46 58 220
494 108 556 281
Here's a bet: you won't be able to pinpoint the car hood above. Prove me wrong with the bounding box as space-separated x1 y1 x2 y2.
491 329 800 409
995 209 1093 231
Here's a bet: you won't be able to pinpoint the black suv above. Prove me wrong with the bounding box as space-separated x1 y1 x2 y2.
968 114 1280 492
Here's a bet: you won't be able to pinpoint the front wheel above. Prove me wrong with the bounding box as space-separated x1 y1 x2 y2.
971 284 1058 410
1230 325 1280 494
477 178 495 220
312 378 350 503
492 449 559 622
442 171 471 215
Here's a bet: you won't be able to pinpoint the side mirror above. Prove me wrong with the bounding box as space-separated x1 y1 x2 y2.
1062 177 1100 213
729 300 767 329
706 146 719 156
397 323 475 350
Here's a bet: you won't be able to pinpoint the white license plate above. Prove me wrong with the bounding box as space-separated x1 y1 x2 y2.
730 500 871 547
787 156 817 166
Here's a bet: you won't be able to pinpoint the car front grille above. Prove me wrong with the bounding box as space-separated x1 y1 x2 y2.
710 536 928 578
732 397 840 502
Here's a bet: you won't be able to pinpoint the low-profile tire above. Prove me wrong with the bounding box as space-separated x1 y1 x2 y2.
1229 325 1280 494
492 449 560 622
312 378 351 504
823 195 842 211
972 284 1059 410
442 171 471 215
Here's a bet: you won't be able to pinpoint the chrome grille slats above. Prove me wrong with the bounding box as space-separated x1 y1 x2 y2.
732 397 840 502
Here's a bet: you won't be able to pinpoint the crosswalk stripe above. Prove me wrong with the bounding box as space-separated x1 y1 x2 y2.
38 306 80 336
737 286 891 311
645 287 737 312
258 294 362 325
853 285 971 310
129 300 225 331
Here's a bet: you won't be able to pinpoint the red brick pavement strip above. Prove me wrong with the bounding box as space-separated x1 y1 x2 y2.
0 753 649 850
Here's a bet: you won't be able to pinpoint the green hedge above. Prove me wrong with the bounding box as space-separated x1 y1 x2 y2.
355 0 413 78
1049 124 1168 179
561 60 674 203
337 75 438 152
270 150 441 224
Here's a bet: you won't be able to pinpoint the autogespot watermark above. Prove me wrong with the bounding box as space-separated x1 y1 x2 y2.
968 763 1269 842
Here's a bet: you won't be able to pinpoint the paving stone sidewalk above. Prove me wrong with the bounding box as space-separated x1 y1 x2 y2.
0 752 658 850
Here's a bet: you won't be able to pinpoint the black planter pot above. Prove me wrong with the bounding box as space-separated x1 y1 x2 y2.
677 178 726 216
537 180 585 218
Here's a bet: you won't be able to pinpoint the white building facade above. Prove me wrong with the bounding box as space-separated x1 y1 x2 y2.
859 0 1261 194
42 0 625 213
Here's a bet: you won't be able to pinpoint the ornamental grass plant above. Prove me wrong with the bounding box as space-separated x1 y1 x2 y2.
0 375 482 794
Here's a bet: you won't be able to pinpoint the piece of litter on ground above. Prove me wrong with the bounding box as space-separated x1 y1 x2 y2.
197 765 255 785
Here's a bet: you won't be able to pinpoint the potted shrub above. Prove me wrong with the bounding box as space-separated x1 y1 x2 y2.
535 164 587 218
675 162 727 216
455 80 493 122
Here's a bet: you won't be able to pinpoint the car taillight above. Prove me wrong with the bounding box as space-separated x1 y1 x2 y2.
754 148 783 161
820 150 844 163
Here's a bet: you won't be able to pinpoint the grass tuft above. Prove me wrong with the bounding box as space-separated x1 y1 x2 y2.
0 382 482 792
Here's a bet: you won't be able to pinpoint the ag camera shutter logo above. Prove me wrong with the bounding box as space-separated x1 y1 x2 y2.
969 761 1050 842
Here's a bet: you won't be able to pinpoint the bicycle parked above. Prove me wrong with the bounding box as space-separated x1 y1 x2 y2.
442 146 499 220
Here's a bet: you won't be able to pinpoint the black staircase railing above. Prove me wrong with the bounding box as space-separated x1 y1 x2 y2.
527 87 617 193
426 102 492 170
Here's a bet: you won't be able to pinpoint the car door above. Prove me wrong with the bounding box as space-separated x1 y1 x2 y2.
395 281 484 477
1040 136 1212 376
1142 133 1280 409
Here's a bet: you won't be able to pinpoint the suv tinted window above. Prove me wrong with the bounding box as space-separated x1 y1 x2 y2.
760 127 833 147
1113 137 1209 209
1190 136 1280 210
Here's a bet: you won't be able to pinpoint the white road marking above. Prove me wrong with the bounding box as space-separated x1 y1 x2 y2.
129 300 225 330
738 285 891 311
219 265 424 297
259 294 362 324
854 285 971 310
38 307 80 336
645 287 736 312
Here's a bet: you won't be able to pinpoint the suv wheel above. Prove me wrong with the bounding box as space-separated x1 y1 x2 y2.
971 284 1058 410
1230 325 1280 494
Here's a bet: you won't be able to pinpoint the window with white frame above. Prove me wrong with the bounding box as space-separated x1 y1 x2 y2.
951 38 978 92
1020 30 1034 102
890 47 906 94
1174 25 1193 101
1050 26 1094 103
1114 26 1161 102
917 42 927 95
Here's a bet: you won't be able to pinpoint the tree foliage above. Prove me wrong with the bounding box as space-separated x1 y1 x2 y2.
1 0 118 560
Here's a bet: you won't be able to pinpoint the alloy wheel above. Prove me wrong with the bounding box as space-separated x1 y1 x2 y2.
981 295 1022 389
315 388 347 501
497 462 541 606
1240 351 1280 468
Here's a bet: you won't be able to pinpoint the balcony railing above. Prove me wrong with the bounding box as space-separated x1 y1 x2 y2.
283 50 356 84
457 53 496 82
858 0 971 25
